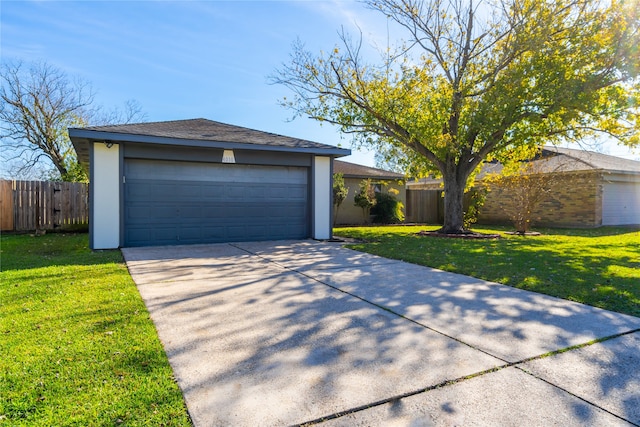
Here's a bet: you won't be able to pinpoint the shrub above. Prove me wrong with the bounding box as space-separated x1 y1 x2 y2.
372 192 405 224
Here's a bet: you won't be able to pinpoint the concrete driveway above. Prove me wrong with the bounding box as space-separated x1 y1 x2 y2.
122 240 640 426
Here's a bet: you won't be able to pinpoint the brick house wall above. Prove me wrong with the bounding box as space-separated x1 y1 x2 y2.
478 171 603 227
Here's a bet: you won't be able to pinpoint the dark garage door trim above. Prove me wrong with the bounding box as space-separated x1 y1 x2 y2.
123 159 309 246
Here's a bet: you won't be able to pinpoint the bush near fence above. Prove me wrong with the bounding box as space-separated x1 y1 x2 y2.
0 180 89 232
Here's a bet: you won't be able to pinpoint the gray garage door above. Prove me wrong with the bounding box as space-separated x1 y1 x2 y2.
602 181 640 225
124 159 309 246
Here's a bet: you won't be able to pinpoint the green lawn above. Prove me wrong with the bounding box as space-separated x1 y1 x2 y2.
334 225 640 317
0 233 192 426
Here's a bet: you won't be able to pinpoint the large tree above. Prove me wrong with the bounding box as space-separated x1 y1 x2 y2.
273 0 640 233
0 61 144 181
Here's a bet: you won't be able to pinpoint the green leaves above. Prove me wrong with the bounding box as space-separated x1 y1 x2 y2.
332 173 349 208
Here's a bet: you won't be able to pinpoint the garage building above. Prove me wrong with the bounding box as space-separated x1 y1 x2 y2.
70 118 350 249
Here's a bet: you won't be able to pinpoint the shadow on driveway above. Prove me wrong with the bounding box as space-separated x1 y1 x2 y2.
122 240 640 426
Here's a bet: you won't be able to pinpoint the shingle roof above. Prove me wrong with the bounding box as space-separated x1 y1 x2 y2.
407 146 640 188
80 118 338 150
480 146 640 176
334 160 404 180
540 146 640 173
69 118 350 165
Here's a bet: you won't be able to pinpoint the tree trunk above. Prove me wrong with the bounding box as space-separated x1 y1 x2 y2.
439 167 467 234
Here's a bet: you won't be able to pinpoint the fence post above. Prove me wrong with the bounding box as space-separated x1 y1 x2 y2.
35 181 42 231
52 181 62 229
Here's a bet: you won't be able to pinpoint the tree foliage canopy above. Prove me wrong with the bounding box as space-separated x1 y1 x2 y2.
273 0 640 232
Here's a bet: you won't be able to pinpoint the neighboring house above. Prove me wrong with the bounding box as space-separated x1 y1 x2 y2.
406 146 640 227
333 160 405 225
69 118 350 249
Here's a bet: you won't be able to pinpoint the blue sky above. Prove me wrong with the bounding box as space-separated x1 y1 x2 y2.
1 0 638 170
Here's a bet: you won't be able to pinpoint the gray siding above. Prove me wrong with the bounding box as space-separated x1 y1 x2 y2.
123 143 312 167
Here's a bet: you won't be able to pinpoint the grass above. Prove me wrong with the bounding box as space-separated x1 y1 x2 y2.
2 227 637 424
334 225 640 318
0 233 192 426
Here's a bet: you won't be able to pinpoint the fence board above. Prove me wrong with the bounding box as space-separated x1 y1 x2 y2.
1 180 89 232
0 180 13 231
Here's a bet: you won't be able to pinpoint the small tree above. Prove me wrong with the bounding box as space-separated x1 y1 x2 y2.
485 158 561 234
353 179 376 223
332 172 349 225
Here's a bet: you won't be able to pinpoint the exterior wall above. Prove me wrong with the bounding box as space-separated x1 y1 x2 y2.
313 156 331 239
91 142 121 249
123 143 313 167
479 171 601 228
335 178 406 225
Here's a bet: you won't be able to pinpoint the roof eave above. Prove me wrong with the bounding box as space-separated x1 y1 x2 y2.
342 173 405 180
599 169 640 177
68 128 351 157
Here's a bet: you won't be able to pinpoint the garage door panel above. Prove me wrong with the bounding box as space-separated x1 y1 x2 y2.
603 182 640 225
180 226 223 241
127 204 178 220
228 226 250 239
126 229 150 245
124 159 309 246
225 183 271 199
127 184 153 198
268 185 290 199
149 183 179 198
127 206 152 219
127 226 178 245
179 185 206 199
269 223 307 236
200 185 221 200
290 187 307 200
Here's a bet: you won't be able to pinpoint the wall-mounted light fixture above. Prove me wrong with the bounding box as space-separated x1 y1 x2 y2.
105 140 114 148
222 149 235 163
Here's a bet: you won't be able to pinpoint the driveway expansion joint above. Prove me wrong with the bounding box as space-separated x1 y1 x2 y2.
294 365 510 427
515 364 640 427
513 328 640 366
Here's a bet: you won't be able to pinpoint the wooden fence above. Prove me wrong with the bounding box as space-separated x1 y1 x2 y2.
405 189 479 224
0 180 89 232
405 189 443 224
